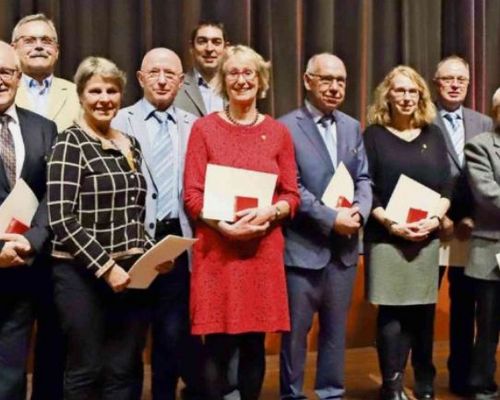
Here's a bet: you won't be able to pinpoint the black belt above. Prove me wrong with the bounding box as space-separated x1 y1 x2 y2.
156 218 180 227
155 218 181 240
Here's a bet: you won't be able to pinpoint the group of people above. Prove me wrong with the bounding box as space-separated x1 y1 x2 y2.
0 12 499 400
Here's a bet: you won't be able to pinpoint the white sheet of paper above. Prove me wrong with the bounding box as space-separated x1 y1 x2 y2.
0 178 39 232
385 174 441 224
496 253 500 270
203 164 278 222
321 162 354 209
128 235 197 289
439 238 470 267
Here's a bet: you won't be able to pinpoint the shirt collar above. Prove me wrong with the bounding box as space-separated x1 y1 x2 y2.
23 74 53 90
1 104 19 125
305 100 335 124
194 69 209 88
438 104 463 120
141 98 177 124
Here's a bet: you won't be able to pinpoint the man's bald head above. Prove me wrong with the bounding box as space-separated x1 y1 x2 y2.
0 41 21 113
137 48 184 111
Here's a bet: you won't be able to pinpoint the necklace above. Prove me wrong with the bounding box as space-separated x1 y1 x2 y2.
224 105 259 127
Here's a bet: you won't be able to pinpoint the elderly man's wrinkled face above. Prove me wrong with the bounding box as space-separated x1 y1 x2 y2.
137 49 184 111
304 55 346 114
191 25 226 76
0 43 21 113
434 59 470 111
13 20 59 79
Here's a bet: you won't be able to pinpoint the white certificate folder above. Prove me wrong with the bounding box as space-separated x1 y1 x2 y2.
0 178 39 234
321 162 354 209
128 235 197 289
202 164 278 222
384 174 441 224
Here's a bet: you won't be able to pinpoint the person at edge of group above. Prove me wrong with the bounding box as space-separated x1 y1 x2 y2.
363 65 451 400
410 55 494 399
464 87 500 400
0 40 58 400
183 44 300 400
174 21 228 117
12 13 80 132
10 13 81 400
278 52 372 400
47 57 156 399
112 48 205 400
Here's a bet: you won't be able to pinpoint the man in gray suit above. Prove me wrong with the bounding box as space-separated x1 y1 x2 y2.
279 53 372 400
411 55 494 398
174 21 228 117
112 48 204 400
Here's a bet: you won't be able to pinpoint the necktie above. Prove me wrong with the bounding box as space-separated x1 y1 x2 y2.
0 114 16 187
151 111 175 220
444 113 464 164
319 114 337 167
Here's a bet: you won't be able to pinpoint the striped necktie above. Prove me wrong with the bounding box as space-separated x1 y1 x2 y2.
444 112 464 164
151 111 175 220
0 114 16 187
319 113 337 167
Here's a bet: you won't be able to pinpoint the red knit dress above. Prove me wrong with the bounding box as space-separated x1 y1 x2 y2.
183 113 300 335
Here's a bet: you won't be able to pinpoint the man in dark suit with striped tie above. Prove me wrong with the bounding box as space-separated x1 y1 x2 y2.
0 41 57 400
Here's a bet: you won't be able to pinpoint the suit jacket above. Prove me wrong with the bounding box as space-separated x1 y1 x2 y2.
16 76 80 133
434 106 494 221
174 69 222 117
465 130 500 240
112 100 196 247
0 107 57 290
279 106 372 269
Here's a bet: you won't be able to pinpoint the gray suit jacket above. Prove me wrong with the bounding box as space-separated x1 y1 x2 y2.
434 106 494 220
174 69 207 117
279 106 372 269
112 101 196 251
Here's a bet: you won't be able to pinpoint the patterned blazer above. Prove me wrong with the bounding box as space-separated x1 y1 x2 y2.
48 125 153 278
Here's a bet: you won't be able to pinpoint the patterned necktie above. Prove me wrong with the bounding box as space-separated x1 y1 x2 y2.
151 111 175 220
0 114 17 187
319 114 337 167
444 113 464 164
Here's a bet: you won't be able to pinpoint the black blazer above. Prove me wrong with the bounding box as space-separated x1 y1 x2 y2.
0 107 57 288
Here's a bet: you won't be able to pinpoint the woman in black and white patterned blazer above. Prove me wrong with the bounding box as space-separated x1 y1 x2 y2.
47 57 153 400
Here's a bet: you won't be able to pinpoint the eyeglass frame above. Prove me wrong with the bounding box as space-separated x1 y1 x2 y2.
0 67 20 83
14 35 58 48
435 75 470 86
225 69 257 82
141 69 183 82
306 73 347 88
390 87 420 99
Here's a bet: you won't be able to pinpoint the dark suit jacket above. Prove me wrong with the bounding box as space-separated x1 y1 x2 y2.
434 106 494 220
0 107 57 290
279 106 372 269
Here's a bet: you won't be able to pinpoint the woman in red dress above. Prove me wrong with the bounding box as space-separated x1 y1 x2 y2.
183 45 300 400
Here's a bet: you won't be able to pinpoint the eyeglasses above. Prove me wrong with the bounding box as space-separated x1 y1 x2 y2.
307 73 346 88
226 69 257 82
15 35 57 47
0 68 19 82
143 69 180 82
436 76 469 86
390 87 420 99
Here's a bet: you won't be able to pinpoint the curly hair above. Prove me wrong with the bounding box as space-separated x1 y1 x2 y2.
367 65 436 128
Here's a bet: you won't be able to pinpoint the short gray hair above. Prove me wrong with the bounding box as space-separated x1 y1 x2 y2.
11 13 58 43
74 57 126 96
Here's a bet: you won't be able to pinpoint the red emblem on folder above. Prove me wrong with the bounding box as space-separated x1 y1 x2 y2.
5 218 29 234
406 208 428 223
336 196 352 208
234 196 259 218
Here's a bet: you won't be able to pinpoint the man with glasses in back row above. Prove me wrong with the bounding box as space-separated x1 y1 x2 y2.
410 56 494 400
12 13 80 132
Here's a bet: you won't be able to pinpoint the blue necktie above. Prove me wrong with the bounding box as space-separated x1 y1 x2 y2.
151 111 175 220
319 114 337 167
444 113 464 164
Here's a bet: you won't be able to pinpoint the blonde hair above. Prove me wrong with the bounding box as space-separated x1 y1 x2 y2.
74 57 127 96
367 65 436 128
12 13 58 43
493 88 500 129
215 45 271 99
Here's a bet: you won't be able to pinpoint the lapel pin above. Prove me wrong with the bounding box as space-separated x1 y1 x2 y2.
261 134 267 141
422 143 427 152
